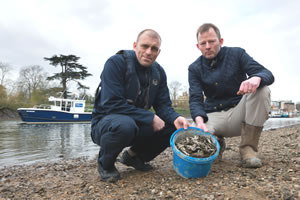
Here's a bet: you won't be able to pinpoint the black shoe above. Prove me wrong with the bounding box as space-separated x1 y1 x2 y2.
97 162 120 182
119 150 153 172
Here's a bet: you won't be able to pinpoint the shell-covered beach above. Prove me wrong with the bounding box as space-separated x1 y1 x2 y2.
1 125 299 200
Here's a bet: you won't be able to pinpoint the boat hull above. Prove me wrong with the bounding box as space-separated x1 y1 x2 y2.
17 109 92 123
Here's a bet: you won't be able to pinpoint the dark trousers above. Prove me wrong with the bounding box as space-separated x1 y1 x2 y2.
91 114 176 169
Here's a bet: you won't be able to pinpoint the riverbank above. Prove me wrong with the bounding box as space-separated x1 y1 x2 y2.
1 125 299 200
0 108 20 120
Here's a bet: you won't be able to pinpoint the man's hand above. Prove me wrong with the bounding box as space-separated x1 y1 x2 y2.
152 114 165 132
237 76 261 95
195 116 208 132
174 116 190 130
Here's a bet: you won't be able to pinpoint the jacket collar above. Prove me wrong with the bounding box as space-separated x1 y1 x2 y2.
202 47 225 68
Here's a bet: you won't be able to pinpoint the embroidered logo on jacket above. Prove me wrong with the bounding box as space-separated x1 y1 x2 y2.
152 79 158 86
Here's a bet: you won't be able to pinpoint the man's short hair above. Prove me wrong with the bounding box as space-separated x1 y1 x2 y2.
136 29 162 44
196 23 221 40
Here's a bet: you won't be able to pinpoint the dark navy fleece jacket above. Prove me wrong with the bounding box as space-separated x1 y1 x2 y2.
92 50 179 127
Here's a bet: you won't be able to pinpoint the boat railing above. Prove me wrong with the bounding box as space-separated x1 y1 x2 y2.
33 104 51 109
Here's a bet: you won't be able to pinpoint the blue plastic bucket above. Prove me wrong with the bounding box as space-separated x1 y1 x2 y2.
170 127 220 178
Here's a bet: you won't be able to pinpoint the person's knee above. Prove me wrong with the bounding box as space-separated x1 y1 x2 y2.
116 119 138 140
105 116 138 147
91 115 138 146
256 86 271 101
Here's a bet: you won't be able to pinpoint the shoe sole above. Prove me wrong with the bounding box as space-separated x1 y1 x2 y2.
241 158 262 168
101 175 120 183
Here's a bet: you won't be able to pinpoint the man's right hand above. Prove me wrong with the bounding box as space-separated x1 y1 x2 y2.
195 116 208 132
152 114 165 132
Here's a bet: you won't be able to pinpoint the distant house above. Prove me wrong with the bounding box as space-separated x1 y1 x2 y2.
281 101 295 112
271 101 280 111
175 92 189 107
270 100 297 117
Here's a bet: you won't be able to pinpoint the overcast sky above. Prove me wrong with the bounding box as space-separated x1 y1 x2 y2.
1 0 299 102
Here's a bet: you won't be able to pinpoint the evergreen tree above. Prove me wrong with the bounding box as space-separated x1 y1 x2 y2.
44 54 92 98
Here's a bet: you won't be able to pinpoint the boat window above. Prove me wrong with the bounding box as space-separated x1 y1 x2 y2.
62 101 66 111
67 101 71 111
56 101 61 106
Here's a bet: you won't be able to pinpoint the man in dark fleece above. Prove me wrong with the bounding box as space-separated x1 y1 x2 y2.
189 23 274 168
91 29 190 182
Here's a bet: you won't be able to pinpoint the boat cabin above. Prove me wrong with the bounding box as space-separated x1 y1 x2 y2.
48 96 86 113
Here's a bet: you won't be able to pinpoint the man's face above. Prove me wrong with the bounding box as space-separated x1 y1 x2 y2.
133 33 161 67
196 28 223 60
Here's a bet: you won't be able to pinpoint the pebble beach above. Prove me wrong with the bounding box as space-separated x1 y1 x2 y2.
0 125 299 200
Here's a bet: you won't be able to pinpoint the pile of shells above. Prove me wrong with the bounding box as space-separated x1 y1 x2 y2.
175 134 217 158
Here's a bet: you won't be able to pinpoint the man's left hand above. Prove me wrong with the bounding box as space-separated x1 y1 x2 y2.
174 116 190 130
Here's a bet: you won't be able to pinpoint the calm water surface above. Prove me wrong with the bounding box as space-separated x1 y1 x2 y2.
0 121 99 168
1 118 300 168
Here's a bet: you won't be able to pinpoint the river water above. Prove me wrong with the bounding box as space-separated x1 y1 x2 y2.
1 118 300 168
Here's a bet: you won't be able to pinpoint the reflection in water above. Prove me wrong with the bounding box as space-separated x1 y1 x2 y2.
0 121 99 167
1 118 300 168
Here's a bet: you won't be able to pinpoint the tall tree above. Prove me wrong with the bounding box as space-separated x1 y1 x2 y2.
168 80 182 106
44 54 92 99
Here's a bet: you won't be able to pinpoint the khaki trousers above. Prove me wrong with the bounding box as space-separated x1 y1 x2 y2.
206 86 271 137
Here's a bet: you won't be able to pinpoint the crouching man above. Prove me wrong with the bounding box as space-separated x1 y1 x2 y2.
91 29 190 182
188 23 274 168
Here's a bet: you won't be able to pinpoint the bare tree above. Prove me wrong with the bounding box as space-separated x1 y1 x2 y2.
0 62 12 86
17 65 49 101
168 80 182 106
4 79 16 96
0 84 7 104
